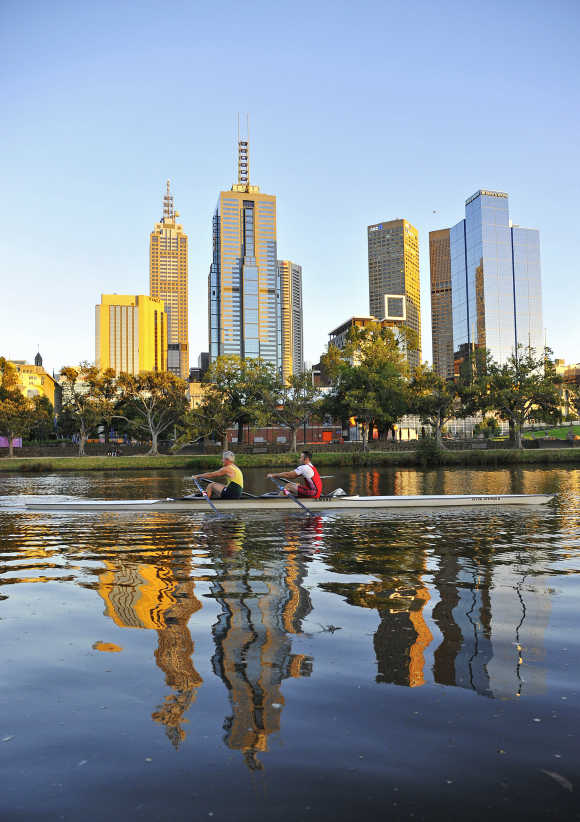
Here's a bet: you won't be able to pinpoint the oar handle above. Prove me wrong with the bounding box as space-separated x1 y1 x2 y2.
192 476 220 515
269 477 312 515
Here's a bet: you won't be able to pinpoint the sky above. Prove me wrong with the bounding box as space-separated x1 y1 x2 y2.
1 0 579 375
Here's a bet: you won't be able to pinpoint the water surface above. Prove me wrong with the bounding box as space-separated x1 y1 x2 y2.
1 466 579 820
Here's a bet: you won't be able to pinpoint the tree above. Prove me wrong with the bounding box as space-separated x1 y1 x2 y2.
202 356 278 445
321 323 409 450
176 388 238 451
59 365 102 456
118 371 188 455
0 395 35 456
275 370 319 452
0 357 36 456
28 395 55 441
473 346 563 449
86 368 124 444
408 364 457 448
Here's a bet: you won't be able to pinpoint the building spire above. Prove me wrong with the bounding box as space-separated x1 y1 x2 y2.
163 179 175 222
237 113 250 189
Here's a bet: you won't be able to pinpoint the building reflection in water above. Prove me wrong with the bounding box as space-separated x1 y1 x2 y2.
98 551 203 748
322 512 553 699
208 520 313 770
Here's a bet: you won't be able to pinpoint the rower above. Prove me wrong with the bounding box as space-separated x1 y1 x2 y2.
192 451 244 499
267 451 322 499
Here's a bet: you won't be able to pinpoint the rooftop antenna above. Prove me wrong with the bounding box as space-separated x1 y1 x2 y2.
163 179 174 222
237 114 250 189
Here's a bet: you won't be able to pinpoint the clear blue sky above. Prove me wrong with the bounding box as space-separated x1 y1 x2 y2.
1 0 579 374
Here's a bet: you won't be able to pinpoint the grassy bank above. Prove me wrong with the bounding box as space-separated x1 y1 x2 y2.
0 448 579 473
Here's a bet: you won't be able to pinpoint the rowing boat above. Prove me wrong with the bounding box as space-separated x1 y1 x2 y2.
23 493 554 512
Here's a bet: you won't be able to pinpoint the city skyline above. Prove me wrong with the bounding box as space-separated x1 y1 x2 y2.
1 1 578 374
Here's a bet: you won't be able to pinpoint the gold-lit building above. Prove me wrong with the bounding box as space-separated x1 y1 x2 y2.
429 228 454 379
209 136 280 370
95 294 167 374
277 259 303 382
9 353 60 410
150 181 189 380
368 218 421 369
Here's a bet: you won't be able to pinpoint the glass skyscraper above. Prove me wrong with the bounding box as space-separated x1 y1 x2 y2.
450 190 542 370
209 137 281 371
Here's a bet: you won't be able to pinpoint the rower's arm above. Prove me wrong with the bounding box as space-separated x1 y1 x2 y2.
267 470 299 479
194 467 228 480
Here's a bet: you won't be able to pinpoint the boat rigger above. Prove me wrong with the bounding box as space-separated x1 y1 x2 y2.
23 493 554 513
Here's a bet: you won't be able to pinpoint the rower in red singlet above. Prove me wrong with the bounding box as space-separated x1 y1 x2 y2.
266 450 323 499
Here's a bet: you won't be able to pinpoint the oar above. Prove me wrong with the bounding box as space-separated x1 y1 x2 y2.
269 477 312 515
192 476 221 515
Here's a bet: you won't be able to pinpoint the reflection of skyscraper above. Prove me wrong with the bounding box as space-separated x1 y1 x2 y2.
150 181 189 380
209 134 280 371
98 557 202 747
449 190 543 371
209 525 312 769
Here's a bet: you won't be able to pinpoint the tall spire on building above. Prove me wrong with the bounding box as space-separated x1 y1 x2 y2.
232 115 259 193
163 179 175 223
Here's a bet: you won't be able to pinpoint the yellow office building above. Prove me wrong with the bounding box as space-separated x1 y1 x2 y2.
95 294 167 374
368 218 421 369
278 260 303 383
150 181 189 380
209 137 280 369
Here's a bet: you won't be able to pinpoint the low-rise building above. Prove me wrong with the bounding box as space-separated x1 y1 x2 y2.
9 353 61 412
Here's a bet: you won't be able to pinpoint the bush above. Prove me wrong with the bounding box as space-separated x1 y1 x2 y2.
416 437 443 466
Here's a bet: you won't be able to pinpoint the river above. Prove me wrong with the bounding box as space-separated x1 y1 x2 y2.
0 466 579 820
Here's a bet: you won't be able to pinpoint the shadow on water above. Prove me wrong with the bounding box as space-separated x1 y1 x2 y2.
0 466 579 819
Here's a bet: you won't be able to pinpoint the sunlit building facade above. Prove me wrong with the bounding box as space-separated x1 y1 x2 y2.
277 259 303 382
368 218 421 369
209 138 280 370
429 228 454 379
95 294 167 374
150 181 189 380
9 352 60 410
450 189 543 371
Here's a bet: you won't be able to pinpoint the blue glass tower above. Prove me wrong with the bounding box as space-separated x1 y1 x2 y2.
450 190 543 370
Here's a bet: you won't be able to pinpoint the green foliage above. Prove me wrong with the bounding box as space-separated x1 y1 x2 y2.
408 364 457 445
117 371 189 455
416 436 444 466
274 370 320 451
58 365 102 455
321 323 409 449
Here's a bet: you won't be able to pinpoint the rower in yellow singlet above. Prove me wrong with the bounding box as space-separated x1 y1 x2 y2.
192 451 244 499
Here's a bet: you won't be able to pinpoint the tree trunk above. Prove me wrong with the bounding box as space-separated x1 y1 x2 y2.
148 429 159 456
8 434 14 458
78 431 87 457
362 424 369 452
223 431 229 451
514 423 523 449
435 419 447 450
237 419 243 445
290 428 297 453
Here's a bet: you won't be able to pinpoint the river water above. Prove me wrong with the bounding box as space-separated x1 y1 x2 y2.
0 466 579 821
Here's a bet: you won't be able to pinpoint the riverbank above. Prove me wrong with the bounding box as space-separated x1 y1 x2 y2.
1 447 579 472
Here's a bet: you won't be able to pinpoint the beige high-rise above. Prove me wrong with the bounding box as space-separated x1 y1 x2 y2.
368 219 421 369
429 229 453 379
150 181 188 380
277 260 303 383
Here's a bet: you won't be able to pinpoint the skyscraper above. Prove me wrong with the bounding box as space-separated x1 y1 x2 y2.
96 294 167 374
150 181 189 380
449 190 542 370
368 218 421 369
277 259 303 382
209 136 280 370
429 228 454 379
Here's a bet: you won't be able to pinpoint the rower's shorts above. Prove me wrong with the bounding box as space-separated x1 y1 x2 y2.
297 485 319 498
221 482 243 500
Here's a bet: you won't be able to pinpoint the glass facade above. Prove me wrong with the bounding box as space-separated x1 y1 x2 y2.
450 190 542 369
208 140 281 372
429 229 453 379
